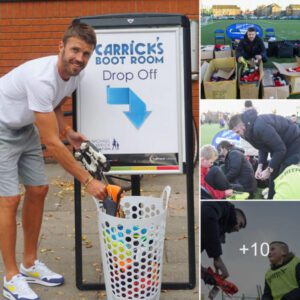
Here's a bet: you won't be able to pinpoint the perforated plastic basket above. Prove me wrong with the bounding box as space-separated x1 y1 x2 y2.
94 186 171 300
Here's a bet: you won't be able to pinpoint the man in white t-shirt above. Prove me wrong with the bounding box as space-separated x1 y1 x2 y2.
0 21 106 300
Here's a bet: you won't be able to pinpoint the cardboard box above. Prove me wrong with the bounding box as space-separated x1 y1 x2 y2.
239 61 264 99
214 45 232 59
273 58 300 94
200 45 214 61
203 57 237 99
201 61 209 83
262 68 290 99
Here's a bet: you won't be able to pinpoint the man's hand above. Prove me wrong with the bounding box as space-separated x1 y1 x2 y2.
260 168 272 181
86 179 107 200
225 189 233 197
255 164 263 179
238 56 244 63
201 266 217 285
214 256 229 279
255 54 262 61
66 130 87 150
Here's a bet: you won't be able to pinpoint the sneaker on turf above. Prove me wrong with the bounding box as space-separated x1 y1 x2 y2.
20 260 64 286
3 273 39 300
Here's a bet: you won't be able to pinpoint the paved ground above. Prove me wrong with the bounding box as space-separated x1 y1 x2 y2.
0 163 199 300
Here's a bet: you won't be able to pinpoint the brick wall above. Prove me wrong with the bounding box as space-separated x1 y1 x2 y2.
0 0 199 157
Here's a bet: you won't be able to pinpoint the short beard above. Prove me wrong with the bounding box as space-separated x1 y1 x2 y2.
61 49 81 77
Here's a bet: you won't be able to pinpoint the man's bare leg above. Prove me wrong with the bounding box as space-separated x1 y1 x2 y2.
0 196 21 281
22 185 48 268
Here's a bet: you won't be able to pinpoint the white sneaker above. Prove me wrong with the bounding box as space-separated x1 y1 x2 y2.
20 260 64 287
3 274 40 300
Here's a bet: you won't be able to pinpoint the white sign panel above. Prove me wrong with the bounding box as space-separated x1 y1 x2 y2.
77 27 184 174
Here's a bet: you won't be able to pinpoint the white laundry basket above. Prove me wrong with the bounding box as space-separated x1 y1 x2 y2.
94 186 171 300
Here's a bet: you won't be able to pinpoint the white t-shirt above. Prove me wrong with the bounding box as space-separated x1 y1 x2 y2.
0 55 83 129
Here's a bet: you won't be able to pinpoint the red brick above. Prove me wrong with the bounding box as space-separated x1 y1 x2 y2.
0 0 199 159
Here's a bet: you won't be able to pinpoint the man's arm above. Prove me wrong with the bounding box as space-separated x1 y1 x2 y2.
35 111 107 200
54 100 86 149
54 98 69 135
258 149 269 168
257 123 287 171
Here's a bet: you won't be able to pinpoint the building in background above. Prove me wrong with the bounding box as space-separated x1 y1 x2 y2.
0 0 198 159
212 5 241 17
255 3 282 16
286 4 300 16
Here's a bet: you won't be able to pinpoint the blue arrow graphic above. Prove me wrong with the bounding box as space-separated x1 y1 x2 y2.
106 86 151 129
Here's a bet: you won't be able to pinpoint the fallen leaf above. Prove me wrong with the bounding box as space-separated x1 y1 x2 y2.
40 248 52 253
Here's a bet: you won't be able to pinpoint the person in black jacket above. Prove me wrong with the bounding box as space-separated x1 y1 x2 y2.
229 109 300 199
236 27 267 63
217 141 257 198
201 202 247 282
262 241 300 300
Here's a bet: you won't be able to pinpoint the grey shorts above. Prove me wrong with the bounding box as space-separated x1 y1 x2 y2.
0 124 48 196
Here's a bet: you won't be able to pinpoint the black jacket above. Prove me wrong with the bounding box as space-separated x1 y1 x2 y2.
262 254 300 300
201 202 237 258
224 148 257 193
236 34 267 62
241 109 300 171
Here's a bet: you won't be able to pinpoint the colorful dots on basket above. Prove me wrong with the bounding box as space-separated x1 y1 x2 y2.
117 224 124 230
97 191 170 300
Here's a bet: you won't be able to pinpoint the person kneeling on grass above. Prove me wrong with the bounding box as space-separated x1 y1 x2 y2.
262 241 300 300
217 141 257 199
201 145 233 199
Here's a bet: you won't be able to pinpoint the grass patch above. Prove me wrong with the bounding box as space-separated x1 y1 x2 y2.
200 123 264 199
201 20 300 99
200 123 221 146
201 20 300 45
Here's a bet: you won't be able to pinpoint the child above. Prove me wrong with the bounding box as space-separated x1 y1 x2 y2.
200 145 233 199
262 241 300 299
